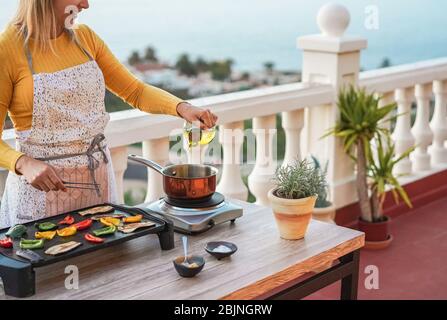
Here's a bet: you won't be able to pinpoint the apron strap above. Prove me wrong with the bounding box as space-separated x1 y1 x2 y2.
35 133 109 197
68 29 94 61
23 28 94 75
23 28 35 75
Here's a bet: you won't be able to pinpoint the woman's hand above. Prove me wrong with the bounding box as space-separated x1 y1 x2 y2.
15 156 67 193
176 102 218 129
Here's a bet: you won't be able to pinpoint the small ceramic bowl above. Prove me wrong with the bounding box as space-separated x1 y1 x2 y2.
173 255 205 277
205 241 237 260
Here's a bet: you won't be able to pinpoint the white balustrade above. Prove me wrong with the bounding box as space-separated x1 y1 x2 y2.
142 137 170 202
216 121 248 200
247 115 277 206
392 88 415 175
109 146 128 204
411 84 433 171
430 80 447 164
282 109 304 167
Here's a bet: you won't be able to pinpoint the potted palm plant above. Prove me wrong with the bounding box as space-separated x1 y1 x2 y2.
325 85 413 249
310 156 336 224
268 159 326 240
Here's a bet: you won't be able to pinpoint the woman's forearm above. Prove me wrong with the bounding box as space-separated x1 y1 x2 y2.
0 140 24 173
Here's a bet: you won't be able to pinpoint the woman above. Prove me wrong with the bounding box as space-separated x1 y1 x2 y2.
0 0 218 228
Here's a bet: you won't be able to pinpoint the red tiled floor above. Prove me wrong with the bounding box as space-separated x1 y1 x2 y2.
306 196 447 300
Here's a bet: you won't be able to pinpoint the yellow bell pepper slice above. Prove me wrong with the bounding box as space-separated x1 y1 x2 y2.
123 214 143 224
35 230 56 240
57 226 77 237
100 217 121 227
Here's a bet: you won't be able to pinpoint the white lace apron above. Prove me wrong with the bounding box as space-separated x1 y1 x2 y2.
0 31 118 228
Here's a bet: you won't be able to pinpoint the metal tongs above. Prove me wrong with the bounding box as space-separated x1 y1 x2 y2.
62 180 101 191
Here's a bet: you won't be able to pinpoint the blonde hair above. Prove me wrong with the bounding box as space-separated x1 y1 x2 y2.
11 0 72 52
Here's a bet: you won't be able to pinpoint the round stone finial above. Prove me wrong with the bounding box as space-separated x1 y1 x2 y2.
317 3 350 37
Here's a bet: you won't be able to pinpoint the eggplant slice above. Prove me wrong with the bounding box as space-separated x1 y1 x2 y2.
78 205 115 216
91 213 127 221
118 221 155 234
45 241 82 256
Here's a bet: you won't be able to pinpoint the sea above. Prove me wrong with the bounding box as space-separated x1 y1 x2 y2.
1 0 446 72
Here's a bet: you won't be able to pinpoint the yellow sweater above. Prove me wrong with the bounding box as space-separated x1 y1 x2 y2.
0 24 183 172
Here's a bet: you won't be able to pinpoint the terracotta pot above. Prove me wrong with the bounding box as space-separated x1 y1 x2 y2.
312 203 336 224
358 216 392 249
268 189 317 240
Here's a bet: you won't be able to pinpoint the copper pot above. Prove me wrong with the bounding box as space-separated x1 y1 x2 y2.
128 154 217 201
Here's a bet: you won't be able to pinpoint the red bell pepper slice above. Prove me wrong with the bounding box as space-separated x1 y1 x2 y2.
74 219 93 231
0 237 13 249
84 233 104 244
59 215 75 225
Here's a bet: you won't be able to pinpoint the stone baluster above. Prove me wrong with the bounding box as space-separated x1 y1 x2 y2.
378 92 395 132
143 137 170 202
429 80 447 165
372 92 395 153
411 84 433 171
110 146 128 204
282 109 305 167
216 121 248 200
248 115 277 206
392 88 415 175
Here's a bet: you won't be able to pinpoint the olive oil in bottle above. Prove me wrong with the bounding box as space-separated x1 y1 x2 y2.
183 121 216 148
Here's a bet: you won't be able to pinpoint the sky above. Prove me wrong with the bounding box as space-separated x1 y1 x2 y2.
1 0 446 71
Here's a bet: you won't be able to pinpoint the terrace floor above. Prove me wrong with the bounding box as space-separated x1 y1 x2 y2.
306 195 447 300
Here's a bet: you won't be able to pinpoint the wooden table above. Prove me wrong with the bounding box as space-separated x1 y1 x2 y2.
0 200 364 300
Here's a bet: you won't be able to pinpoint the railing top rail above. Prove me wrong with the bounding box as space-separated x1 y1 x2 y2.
360 57 447 93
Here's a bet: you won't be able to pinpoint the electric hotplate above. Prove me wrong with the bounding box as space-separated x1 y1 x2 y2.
138 192 243 234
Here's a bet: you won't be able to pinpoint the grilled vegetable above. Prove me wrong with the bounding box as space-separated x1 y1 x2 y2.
56 226 77 237
35 222 57 231
5 224 27 239
92 225 116 237
84 233 104 244
73 219 93 231
35 231 56 240
123 214 143 224
20 239 44 250
45 241 82 256
118 221 155 234
0 237 13 248
58 215 75 225
91 214 126 221
16 249 44 263
99 217 121 227
78 205 114 216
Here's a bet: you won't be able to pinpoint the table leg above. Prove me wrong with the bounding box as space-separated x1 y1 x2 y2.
0 255 35 298
340 249 360 300
157 220 175 251
267 249 361 300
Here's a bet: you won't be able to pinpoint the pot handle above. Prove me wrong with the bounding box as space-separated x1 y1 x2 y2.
127 154 164 175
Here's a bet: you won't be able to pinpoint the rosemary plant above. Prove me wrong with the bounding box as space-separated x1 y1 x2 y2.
274 158 326 200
